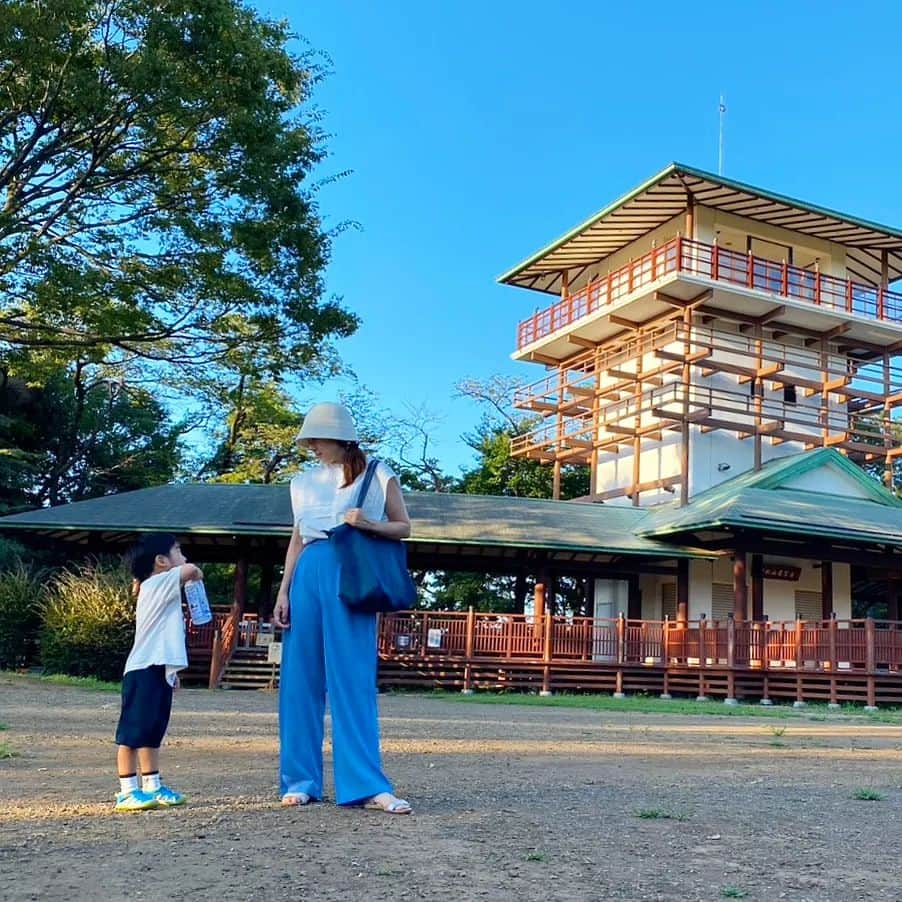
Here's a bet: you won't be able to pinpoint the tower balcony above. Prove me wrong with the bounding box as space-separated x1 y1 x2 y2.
511 379 902 466
515 236 902 359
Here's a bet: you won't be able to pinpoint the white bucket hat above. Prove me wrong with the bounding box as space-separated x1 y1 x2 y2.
297 402 358 443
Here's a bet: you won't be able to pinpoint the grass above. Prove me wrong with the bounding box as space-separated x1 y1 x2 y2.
634 809 688 821
28 673 120 692
524 852 545 862
425 690 902 723
852 788 885 801
720 887 748 899
0 742 16 759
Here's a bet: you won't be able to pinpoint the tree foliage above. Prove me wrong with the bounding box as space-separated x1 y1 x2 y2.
0 0 356 372
199 373 307 484
1 355 181 510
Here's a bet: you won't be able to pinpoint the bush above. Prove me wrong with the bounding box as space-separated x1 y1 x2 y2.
40 562 136 682
0 563 42 669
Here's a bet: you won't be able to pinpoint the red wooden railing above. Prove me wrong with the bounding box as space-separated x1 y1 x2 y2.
516 235 902 349
378 611 902 677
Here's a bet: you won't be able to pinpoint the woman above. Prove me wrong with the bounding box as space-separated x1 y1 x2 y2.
272 402 413 814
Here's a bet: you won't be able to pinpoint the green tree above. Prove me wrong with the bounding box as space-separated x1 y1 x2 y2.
0 0 356 371
1 355 181 508
200 373 307 484
455 376 590 500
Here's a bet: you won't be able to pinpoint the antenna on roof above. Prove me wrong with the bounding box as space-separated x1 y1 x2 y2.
718 94 726 176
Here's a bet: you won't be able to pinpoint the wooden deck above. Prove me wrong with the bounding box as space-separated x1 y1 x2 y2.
377 611 902 707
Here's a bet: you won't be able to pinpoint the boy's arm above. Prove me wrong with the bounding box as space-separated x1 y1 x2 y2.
178 563 203 584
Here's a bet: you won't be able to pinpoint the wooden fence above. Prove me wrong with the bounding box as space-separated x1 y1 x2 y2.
378 611 902 706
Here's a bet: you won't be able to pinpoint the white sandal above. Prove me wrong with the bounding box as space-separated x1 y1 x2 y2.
281 792 312 807
364 792 412 815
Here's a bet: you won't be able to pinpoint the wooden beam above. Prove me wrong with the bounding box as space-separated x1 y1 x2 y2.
528 351 561 366
566 333 597 349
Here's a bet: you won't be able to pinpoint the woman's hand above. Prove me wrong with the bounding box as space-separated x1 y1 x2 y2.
272 591 291 629
344 507 373 529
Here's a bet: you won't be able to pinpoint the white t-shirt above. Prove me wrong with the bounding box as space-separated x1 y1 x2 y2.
290 459 396 543
124 567 188 686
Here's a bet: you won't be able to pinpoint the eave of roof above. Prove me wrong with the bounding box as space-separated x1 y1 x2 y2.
499 162 902 294
0 485 715 560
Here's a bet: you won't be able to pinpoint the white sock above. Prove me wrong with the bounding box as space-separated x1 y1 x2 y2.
119 775 139 794
142 772 162 792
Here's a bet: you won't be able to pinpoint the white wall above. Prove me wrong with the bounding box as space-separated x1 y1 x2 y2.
634 557 851 622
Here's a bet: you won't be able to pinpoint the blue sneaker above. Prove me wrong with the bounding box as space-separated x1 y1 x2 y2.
114 789 159 812
150 784 186 807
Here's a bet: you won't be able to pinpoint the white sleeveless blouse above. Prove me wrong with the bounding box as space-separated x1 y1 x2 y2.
289 459 396 544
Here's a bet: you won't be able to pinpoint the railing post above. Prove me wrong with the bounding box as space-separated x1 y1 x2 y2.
697 616 709 701
747 250 754 289
846 280 853 314
793 615 806 708
828 613 839 709
712 241 719 281
540 610 553 696
208 629 222 690
865 617 878 711
614 612 626 698
464 606 475 659
660 616 672 699
675 235 683 273
725 614 738 705
462 606 475 695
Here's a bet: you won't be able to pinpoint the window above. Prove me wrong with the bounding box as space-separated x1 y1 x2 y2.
794 590 822 621
783 384 797 404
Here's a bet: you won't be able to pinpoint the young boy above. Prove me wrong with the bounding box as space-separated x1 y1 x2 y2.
113 533 203 812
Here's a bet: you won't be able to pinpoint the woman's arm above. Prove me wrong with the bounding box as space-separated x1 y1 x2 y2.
272 524 303 628
343 477 411 539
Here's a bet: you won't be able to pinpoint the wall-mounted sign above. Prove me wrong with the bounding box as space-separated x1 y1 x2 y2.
762 564 802 581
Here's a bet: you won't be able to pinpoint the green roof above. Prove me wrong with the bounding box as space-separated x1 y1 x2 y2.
499 162 902 294
0 484 711 560
640 448 902 544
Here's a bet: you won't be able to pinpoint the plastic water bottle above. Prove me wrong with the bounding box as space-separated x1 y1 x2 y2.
184 580 212 625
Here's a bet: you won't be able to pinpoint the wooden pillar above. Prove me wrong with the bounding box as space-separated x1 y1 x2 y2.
732 550 748 621
751 553 764 621
233 555 248 617
627 575 642 620
685 199 695 241
546 572 558 615
258 558 275 620
677 558 689 622
753 327 763 471
513 571 528 615
887 578 900 621
553 364 565 500
583 576 595 618
680 306 692 506
533 582 546 640
820 561 833 620
883 351 893 489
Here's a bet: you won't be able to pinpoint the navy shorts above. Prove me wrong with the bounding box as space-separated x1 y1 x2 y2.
115 665 173 749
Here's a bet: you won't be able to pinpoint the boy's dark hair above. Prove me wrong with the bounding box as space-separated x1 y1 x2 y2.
128 533 179 583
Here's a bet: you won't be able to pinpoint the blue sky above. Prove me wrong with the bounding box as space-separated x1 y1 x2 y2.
252 0 902 474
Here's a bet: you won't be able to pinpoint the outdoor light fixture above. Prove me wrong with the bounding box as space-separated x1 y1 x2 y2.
717 462 731 472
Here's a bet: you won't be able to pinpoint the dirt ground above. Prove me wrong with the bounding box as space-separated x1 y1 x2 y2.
1 676 900 902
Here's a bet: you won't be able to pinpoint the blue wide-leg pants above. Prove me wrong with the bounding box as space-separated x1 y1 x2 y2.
279 541 392 805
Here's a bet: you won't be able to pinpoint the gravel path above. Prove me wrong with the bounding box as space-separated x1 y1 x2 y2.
1 675 901 902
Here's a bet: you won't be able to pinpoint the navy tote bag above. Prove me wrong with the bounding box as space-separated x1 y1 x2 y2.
327 459 417 613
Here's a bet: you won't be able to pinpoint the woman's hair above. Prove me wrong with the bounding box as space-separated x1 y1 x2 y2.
341 442 367 488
